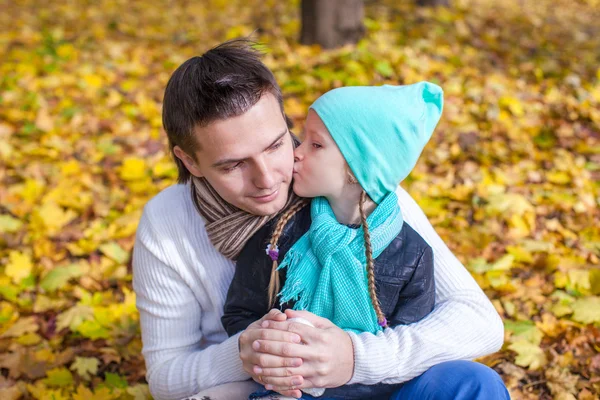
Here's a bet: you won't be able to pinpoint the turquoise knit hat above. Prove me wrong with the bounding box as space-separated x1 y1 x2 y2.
309 82 443 204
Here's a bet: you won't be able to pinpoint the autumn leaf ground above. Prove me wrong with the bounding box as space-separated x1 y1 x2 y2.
1 0 599 399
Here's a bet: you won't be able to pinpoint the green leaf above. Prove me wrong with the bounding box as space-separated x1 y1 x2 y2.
99 242 130 264
76 319 111 340
491 254 515 271
40 264 84 292
44 367 74 387
467 257 491 273
375 61 394 77
589 269 600 295
0 215 22 233
504 320 543 345
105 372 128 389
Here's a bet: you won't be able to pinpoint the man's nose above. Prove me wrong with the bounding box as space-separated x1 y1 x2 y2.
253 157 276 189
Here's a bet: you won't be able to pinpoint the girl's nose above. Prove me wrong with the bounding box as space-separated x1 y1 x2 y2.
294 144 305 162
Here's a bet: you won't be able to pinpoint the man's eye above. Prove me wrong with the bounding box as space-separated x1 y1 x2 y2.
312 143 322 149
223 162 242 172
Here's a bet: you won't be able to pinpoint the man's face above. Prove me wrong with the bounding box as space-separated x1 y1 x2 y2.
293 109 348 200
177 93 294 216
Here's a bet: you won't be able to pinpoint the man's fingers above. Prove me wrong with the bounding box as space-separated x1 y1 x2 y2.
275 389 303 399
251 353 303 368
262 375 304 389
260 309 287 323
261 319 315 337
254 364 310 378
252 339 311 358
256 327 302 344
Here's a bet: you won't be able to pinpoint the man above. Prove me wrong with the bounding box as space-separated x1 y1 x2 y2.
132 39 508 400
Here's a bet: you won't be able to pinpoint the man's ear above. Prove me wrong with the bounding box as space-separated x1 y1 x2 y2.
173 146 203 178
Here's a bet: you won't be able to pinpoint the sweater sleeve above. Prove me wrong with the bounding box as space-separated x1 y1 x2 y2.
346 186 504 386
132 211 249 400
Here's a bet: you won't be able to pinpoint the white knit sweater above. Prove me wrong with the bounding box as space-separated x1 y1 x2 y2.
132 184 504 400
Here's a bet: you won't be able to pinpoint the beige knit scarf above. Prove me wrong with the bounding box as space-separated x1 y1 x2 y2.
190 176 302 260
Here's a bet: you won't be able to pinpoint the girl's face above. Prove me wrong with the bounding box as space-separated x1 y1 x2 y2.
293 110 349 199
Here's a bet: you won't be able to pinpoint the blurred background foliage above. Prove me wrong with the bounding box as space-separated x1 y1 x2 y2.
0 0 599 399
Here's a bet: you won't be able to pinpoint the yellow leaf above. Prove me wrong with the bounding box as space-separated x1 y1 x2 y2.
5 251 33 284
127 384 151 400
70 356 99 380
16 332 42 346
571 297 600 324
33 202 77 233
546 171 571 185
83 73 102 89
56 43 75 59
506 245 533 263
60 160 81 176
567 269 590 293
56 305 94 332
33 294 68 313
499 96 525 117
491 254 515 271
508 214 532 239
152 160 177 178
120 157 147 180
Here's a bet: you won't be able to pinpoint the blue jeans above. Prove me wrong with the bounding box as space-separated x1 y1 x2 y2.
251 360 509 400
388 360 509 400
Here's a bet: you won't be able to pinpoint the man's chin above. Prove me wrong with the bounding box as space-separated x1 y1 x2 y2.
244 192 288 216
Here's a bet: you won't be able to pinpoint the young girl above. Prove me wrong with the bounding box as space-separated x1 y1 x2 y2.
222 81 443 400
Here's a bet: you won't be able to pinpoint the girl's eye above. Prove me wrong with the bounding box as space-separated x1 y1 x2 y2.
270 140 284 151
312 143 322 149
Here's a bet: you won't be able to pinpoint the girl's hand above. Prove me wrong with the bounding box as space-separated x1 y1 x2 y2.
253 309 355 396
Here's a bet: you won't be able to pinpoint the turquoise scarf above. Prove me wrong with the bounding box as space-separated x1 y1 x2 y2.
277 192 403 334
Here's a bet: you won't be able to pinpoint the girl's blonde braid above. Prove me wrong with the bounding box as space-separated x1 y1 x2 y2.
267 198 310 308
359 191 388 328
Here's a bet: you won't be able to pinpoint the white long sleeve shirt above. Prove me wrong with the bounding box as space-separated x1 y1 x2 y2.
132 184 504 400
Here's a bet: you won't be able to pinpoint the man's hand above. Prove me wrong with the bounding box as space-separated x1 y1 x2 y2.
253 309 355 396
239 309 306 398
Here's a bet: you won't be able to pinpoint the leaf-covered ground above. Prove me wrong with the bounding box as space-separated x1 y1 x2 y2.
1 0 599 399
